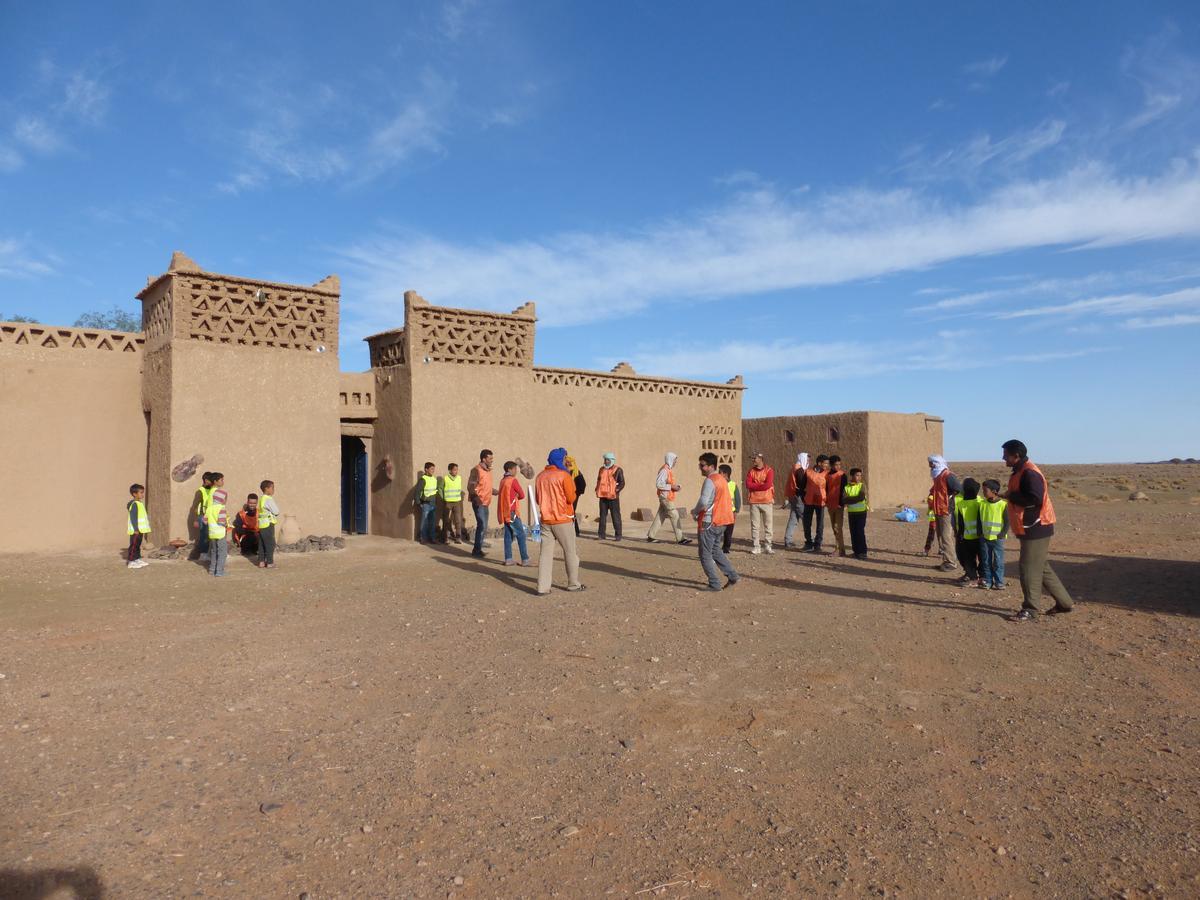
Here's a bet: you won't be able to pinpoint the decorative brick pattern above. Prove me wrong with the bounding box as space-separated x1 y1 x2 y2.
700 424 738 464
533 367 741 401
368 331 406 368
0 322 144 353
143 289 172 342
410 307 533 367
182 277 336 352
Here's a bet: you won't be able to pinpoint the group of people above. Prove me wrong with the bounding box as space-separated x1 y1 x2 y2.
124 471 282 576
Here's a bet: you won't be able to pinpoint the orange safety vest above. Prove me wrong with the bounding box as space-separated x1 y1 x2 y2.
658 465 678 501
826 470 845 510
596 466 618 499
498 474 522 524
803 468 827 507
746 466 774 505
536 467 577 525
472 464 493 506
1007 460 1056 537
930 469 953 517
784 462 802 498
699 473 735 533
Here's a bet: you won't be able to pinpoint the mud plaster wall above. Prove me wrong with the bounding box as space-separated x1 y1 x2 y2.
741 412 943 510
0 324 147 552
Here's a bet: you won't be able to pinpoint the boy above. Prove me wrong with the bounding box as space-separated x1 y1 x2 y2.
194 472 214 561
439 463 465 544
126 483 151 569
842 468 870 559
796 454 829 552
954 477 983 586
498 460 532 567
206 477 229 577
417 461 438 543
232 493 260 555
978 479 1009 590
826 456 847 557
719 463 741 553
923 493 936 556
258 479 280 568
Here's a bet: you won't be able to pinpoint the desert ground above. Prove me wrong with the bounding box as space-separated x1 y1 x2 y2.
2 463 1198 899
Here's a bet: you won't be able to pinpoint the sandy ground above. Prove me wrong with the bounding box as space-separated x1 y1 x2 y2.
2 463 1198 899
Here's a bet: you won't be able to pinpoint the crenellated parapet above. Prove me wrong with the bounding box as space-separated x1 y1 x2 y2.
405 291 535 367
0 322 144 353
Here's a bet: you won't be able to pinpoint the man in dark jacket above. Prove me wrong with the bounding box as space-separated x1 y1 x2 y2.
595 452 626 540
1003 439 1074 622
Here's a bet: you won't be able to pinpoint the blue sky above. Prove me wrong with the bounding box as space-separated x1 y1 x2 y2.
2 2 1199 462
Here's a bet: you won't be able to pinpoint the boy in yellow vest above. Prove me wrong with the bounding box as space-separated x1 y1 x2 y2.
258 479 281 568
193 471 214 562
439 463 465 544
206 474 229 577
954 477 983 586
843 468 870 559
978 479 1009 590
126 483 151 569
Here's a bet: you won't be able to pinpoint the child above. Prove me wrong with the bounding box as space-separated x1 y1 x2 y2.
978 479 1009 590
498 461 532 566
232 493 260 555
417 462 438 543
258 479 280 568
206 476 229 577
826 456 847 557
798 454 829 552
126 483 151 569
439 463 465 544
954 477 983 586
923 493 936 556
194 472 214 561
842 468 870 559
719 464 742 553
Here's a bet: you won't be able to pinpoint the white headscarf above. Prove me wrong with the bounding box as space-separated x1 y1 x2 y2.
928 455 948 477
796 452 809 469
664 452 678 468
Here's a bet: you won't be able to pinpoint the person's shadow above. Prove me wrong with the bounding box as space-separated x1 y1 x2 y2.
0 866 104 899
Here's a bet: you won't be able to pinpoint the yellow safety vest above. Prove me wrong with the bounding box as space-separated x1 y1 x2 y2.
419 473 438 500
440 474 463 502
258 497 277 529
927 495 936 522
206 500 228 540
126 499 150 535
958 497 981 540
979 499 1007 540
195 485 213 516
843 483 869 513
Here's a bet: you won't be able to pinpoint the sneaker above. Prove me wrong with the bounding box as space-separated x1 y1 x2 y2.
704 584 722 592
520 559 533 567
614 536 623 542
127 562 140 569
974 581 990 589
566 584 587 592
536 590 552 596
751 547 762 555
1045 605 1073 616
1012 609 1037 623
853 553 868 560
957 575 974 586
471 551 485 558
504 560 517 567
764 545 774 555
938 562 957 572
646 537 660 543
482 541 493 549
802 543 815 552
678 538 693 545
995 582 1007 589
725 577 740 588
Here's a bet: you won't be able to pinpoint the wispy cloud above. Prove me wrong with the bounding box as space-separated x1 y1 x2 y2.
995 286 1200 322
1123 313 1200 329
2 62 112 174
0 237 58 278
338 156 1200 338
58 72 110 125
964 55 1008 77
13 116 64 154
898 119 1066 183
1120 26 1199 132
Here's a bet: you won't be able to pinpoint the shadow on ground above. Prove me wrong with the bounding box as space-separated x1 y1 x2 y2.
1052 556 1200 616
0 867 104 900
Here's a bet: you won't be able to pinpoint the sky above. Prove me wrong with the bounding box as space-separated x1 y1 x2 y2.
2 2 1199 462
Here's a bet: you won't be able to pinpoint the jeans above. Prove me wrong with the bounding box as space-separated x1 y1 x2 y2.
848 511 868 556
208 536 228 575
419 500 437 542
979 539 1005 587
783 497 804 547
504 515 530 562
699 524 739 588
802 505 825 549
537 522 581 592
472 503 490 554
1018 536 1073 612
598 497 622 539
258 523 276 565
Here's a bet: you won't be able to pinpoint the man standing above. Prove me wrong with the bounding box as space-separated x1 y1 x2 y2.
647 453 691 545
798 454 829 552
692 452 740 591
745 452 776 555
825 455 847 557
439 462 465 543
1003 439 1074 622
468 449 498 558
928 455 962 572
595 452 625 540
417 461 438 543
535 448 584 594
783 452 808 549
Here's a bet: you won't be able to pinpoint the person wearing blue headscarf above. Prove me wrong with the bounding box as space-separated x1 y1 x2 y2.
535 449 585 594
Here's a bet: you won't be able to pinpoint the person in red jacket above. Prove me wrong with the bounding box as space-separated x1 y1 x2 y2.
535 448 584 595
497 461 532 567
744 452 775 554
825 455 847 557
1003 439 1074 622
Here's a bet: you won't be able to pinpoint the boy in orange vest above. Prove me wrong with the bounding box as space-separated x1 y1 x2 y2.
595 452 625 540
718 463 741 553
796 454 829 552
498 461 532 567
826 455 847 557
693 453 740 591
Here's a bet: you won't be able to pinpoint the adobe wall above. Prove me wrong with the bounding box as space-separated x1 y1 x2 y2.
741 411 943 509
138 254 342 543
368 293 744 538
0 323 147 552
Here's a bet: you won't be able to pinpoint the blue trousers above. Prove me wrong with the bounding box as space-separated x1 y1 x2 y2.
699 524 738 588
472 503 490 554
208 537 228 576
419 500 437 542
979 539 1006 587
196 514 210 554
504 515 530 562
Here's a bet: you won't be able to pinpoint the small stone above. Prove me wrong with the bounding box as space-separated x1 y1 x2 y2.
361 824 372 833
453 876 464 886
995 846 1007 856
559 825 580 837
259 802 284 814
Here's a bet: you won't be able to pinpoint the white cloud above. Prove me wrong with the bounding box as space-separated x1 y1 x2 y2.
899 119 1066 183
13 116 63 154
338 155 1200 338
58 72 110 125
1123 313 1200 329
964 55 1008 77
0 144 22 173
0 237 57 278
996 286 1200 321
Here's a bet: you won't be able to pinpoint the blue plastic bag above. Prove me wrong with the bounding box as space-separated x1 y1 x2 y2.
893 506 919 522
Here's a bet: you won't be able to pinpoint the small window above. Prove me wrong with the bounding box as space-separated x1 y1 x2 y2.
828 427 840 443
784 430 795 444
